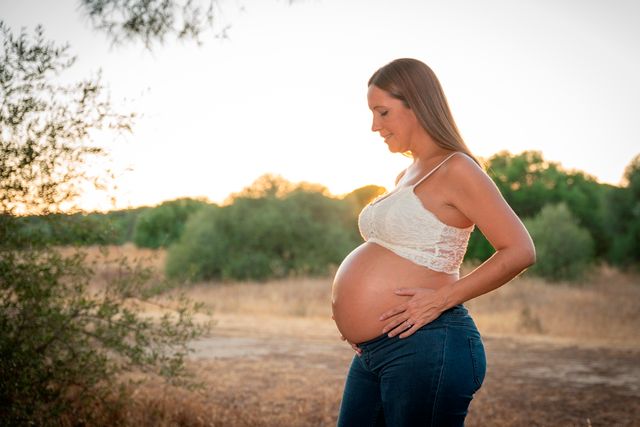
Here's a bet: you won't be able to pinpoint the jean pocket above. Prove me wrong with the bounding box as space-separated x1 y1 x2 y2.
468 337 486 391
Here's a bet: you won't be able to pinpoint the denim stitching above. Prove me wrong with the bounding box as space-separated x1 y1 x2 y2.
364 347 382 426
468 337 484 390
430 326 448 426
364 348 371 370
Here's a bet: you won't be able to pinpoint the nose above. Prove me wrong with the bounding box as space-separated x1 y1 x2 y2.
371 115 381 133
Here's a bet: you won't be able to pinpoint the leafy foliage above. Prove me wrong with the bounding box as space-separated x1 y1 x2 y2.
79 0 221 47
133 198 209 248
604 154 640 267
11 207 151 247
0 248 207 425
465 228 495 262
485 150 607 257
0 22 209 425
166 175 360 281
524 203 594 281
0 21 133 220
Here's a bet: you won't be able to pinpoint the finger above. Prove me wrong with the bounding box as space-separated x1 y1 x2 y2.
398 322 420 339
382 316 408 334
385 319 414 337
379 304 407 321
386 322 409 338
351 343 362 355
393 288 418 296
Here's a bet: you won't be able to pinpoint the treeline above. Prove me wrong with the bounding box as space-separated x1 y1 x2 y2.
15 150 640 281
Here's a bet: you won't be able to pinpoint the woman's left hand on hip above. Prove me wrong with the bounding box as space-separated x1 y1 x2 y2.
379 287 447 339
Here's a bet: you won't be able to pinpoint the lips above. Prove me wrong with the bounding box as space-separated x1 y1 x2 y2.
382 134 393 143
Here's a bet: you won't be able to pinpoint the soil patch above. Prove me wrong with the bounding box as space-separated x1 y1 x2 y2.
187 315 640 426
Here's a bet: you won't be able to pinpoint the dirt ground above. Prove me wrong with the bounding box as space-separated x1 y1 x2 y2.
184 314 640 427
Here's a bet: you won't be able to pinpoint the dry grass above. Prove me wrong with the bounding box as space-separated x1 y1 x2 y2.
465 265 640 347
168 260 640 348
56 243 166 292
69 245 640 347
177 276 333 319
59 246 640 426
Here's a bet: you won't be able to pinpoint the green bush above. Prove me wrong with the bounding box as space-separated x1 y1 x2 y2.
165 205 227 281
524 203 594 281
604 154 640 268
133 198 209 248
166 182 360 282
486 151 607 256
0 245 209 425
10 208 150 247
465 228 495 262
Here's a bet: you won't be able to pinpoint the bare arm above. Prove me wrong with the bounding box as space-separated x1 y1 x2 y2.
438 154 535 307
381 154 536 337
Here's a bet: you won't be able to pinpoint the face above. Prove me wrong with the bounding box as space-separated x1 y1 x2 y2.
367 85 420 153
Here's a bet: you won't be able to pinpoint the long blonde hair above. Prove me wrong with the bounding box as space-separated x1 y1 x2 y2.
368 58 481 166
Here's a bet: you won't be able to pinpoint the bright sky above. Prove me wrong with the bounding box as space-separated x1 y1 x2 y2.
2 0 639 211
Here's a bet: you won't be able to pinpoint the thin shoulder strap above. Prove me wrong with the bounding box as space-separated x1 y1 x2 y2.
413 152 459 188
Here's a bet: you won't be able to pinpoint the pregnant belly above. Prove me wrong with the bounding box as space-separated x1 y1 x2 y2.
331 242 457 344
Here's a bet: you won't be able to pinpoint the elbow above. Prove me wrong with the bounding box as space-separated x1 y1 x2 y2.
520 242 536 270
505 242 535 273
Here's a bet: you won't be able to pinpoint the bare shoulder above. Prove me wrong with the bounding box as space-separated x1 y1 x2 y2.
447 152 486 176
442 152 493 192
444 152 528 243
441 151 509 217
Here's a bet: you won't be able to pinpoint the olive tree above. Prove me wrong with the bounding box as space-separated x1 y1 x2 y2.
0 21 209 425
79 0 220 47
78 0 304 48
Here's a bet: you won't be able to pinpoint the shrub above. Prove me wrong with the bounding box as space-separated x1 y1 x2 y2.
0 245 209 425
524 203 594 281
465 228 495 263
165 205 227 281
166 184 360 282
133 198 209 248
0 22 209 425
604 154 640 268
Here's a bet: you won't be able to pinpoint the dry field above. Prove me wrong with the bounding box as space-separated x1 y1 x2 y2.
77 245 640 426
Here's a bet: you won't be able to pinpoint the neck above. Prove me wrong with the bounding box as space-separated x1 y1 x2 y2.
410 133 452 166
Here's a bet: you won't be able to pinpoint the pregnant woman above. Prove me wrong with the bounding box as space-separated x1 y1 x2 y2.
332 58 536 426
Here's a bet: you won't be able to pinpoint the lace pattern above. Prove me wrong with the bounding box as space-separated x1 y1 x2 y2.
358 186 473 274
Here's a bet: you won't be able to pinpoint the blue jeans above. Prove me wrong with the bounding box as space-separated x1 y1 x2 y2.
337 304 486 427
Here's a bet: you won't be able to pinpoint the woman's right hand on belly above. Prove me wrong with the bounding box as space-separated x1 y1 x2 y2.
341 334 362 356
333 314 362 356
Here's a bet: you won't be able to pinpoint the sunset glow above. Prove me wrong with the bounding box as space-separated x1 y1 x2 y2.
2 0 639 211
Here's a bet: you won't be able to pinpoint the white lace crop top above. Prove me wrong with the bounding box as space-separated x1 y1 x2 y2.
358 152 474 274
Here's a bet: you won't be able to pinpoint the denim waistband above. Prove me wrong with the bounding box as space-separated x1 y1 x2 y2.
357 304 473 348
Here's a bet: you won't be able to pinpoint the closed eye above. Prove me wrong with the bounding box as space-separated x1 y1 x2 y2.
380 111 388 117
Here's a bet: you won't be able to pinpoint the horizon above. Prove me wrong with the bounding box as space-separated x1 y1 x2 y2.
70 147 635 214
